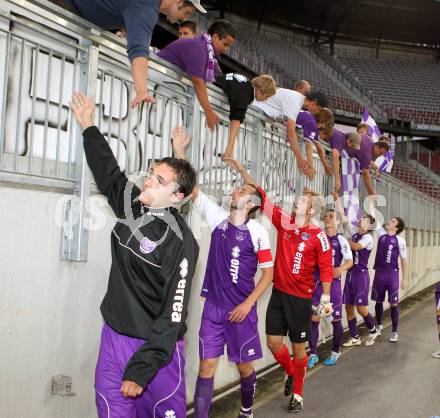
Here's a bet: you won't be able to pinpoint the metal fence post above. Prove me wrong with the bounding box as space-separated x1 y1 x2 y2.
60 41 98 262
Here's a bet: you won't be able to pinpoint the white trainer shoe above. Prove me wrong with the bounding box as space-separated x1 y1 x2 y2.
389 332 399 342
365 331 380 346
343 337 361 347
432 350 440 359
377 325 383 336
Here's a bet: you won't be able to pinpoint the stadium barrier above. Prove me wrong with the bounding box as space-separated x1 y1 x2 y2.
0 1 439 416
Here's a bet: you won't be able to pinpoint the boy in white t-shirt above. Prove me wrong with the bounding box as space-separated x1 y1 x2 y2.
252 88 313 178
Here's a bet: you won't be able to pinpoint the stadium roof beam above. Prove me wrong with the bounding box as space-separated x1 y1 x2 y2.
375 0 398 58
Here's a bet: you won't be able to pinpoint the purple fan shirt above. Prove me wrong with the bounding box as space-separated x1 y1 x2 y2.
328 128 347 153
373 227 407 272
157 37 222 82
345 134 374 170
195 192 273 309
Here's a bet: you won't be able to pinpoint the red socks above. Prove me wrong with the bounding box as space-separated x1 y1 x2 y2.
273 344 294 376
273 346 308 397
292 356 308 397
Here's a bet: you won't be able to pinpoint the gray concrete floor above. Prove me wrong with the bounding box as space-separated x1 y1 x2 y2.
254 300 440 418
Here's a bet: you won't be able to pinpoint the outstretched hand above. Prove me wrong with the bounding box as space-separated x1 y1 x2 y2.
172 125 191 159
71 92 95 131
130 91 156 108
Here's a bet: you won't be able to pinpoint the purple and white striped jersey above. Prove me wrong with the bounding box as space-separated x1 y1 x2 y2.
373 227 407 272
348 225 373 273
195 192 273 309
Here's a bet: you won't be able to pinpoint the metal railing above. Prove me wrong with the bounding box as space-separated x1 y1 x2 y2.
0 0 439 262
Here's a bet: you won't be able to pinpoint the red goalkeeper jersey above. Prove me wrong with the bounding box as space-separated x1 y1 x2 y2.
257 187 333 299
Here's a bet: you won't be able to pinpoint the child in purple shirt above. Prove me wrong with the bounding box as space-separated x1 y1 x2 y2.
158 20 236 129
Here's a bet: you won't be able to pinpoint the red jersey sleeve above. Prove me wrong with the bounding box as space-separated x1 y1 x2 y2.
315 231 333 283
257 186 291 231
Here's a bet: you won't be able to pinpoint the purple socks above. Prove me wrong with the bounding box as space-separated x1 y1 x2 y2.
391 306 399 333
332 321 344 353
363 313 376 333
310 320 320 355
240 370 256 415
348 317 359 339
194 376 214 418
375 303 384 326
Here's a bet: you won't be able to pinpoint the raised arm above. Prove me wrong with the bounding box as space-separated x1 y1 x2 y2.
71 92 137 218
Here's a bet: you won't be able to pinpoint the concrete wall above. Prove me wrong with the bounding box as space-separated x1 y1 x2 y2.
1 186 439 418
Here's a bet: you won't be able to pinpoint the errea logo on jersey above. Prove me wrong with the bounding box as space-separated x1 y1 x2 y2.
292 251 303 274
165 410 176 418
171 259 188 323
317 231 330 252
230 246 240 284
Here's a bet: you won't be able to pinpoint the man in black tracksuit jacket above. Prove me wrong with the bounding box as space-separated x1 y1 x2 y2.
71 92 199 418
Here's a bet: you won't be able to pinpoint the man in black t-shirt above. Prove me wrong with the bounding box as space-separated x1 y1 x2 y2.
214 73 276 158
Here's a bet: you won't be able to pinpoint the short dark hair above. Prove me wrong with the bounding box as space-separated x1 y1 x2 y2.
395 216 405 234
247 184 262 215
208 20 235 39
156 157 197 197
375 141 390 151
179 20 197 33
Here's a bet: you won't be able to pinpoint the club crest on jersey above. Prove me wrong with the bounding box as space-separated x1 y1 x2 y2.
236 230 246 241
231 246 241 258
301 232 311 241
139 237 157 254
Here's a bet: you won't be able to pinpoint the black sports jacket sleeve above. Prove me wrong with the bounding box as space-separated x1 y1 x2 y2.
82 126 140 218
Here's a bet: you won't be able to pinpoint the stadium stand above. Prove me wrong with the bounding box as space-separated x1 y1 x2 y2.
336 53 440 127
391 160 440 200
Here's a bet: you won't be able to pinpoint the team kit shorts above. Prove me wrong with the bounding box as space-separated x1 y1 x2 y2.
265 288 313 343
371 270 400 304
343 270 370 306
199 299 263 364
95 324 186 418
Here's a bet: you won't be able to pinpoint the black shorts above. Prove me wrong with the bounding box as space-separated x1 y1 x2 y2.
266 288 313 343
214 74 254 123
